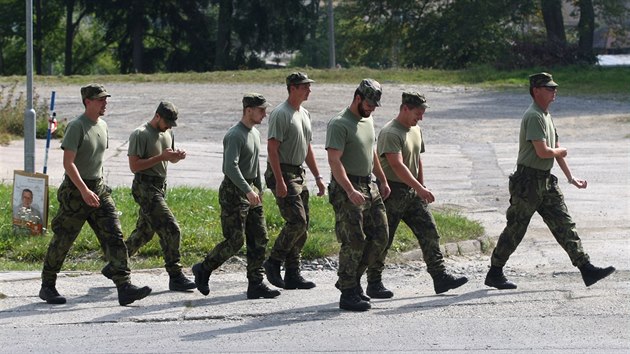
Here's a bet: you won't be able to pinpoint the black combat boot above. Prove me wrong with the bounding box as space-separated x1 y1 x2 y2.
339 288 371 312
192 263 211 296
39 284 67 304
101 263 114 280
484 265 517 290
263 258 285 288
431 272 469 294
247 281 281 299
169 272 196 292
284 268 316 289
117 283 152 306
336 278 370 301
366 281 394 299
579 262 615 287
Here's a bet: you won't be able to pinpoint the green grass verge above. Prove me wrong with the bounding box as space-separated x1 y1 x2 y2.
0 184 484 271
1 65 629 97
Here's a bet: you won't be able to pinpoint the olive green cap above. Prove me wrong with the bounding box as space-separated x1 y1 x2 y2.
156 101 178 127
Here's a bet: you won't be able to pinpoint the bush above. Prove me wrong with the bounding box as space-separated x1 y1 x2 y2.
0 83 62 143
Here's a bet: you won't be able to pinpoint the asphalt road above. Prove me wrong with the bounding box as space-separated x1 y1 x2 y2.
0 83 629 353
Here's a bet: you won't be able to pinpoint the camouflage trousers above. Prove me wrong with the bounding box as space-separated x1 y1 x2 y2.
124 175 183 276
491 167 589 268
328 178 389 290
368 182 446 281
42 178 130 286
202 177 268 283
264 165 309 269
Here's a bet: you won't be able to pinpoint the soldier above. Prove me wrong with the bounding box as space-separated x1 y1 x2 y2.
263 72 326 290
39 84 152 306
485 72 615 289
372 92 468 297
191 93 280 299
326 79 391 311
100 101 195 292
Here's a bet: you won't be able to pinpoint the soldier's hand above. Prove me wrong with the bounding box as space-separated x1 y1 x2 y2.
416 187 435 203
379 182 391 200
275 179 288 198
315 178 326 196
246 191 261 206
81 189 100 208
347 189 365 205
175 149 186 161
557 147 568 158
571 177 587 189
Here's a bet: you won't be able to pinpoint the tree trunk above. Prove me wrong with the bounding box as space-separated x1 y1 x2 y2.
131 20 144 73
577 0 595 62
215 0 233 70
540 0 566 46
64 0 75 76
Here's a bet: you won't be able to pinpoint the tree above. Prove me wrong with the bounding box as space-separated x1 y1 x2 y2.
334 0 535 69
214 0 233 70
541 0 567 46
576 0 596 62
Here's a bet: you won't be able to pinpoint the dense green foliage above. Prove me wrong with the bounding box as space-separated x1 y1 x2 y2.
0 1 627 75
0 184 483 270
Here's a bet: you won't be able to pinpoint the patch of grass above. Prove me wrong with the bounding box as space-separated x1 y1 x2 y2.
0 184 484 271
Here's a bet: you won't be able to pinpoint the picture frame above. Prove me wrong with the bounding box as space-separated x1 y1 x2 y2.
12 170 49 236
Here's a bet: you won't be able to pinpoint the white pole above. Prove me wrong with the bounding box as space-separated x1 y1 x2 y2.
25 0 37 173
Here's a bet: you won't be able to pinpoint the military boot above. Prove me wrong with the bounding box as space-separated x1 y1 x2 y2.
484 265 517 290
169 272 196 292
247 281 281 299
339 288 371 312
39 284 66 304
284 268 316 289
431 272 469 294
366 281 394 299
117 283 152 306
579 262 615 287
335 279 370 301
263 258 285 288
192 263 211 296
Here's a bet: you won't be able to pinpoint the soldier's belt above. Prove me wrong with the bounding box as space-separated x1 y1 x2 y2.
346 174 372 184
223 176 256 186
387 180 411 190
135 173 166 184
516 164 551 178
279 163 304 174
65 176 102 189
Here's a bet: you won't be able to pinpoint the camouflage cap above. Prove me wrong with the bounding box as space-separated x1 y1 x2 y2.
402 91 429 108
529 72 559 88
286 72 315 86
357 78 382 106
156 101 178 127
242 93 271 108
81 84 111 101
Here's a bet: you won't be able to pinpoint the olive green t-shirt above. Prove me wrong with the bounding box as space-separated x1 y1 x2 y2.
127 122 173 178
60 114 108 180
516 102 557 171
223 121 262 193
325 107 375 176
377 119 425 183
267 100 312 166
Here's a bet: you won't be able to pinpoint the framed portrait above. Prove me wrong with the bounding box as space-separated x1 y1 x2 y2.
12 170 49 236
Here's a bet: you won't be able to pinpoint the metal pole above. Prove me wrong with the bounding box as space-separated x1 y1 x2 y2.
327 0 336 68
25 0 37 173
